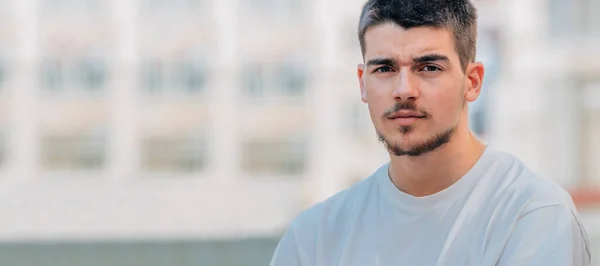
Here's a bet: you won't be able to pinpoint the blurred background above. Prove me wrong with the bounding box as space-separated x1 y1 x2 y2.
0 0 598 265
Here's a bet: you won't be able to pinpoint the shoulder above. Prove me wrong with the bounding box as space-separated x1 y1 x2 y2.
270 171 382 266
287 165 383 236
476 148 590 262
486 148 576 216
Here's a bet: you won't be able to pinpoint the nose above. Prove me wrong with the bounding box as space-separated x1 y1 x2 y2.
392 69 419 101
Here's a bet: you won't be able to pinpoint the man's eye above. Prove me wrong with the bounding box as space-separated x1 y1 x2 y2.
374 66 394 73
420 65 442 72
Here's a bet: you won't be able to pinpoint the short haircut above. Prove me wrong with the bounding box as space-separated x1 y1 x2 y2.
358 0 478 71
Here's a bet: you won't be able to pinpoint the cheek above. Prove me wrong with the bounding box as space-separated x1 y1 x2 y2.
428 90 464 122
367 101 386 124
364 79 393 112
365 97 392 131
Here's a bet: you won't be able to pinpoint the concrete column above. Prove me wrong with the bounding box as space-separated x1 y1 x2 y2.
9 0 38 182
307 0 344 204
108 0 138 180
212 0 239 183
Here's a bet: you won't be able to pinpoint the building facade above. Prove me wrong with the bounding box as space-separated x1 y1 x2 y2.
0 0 597 264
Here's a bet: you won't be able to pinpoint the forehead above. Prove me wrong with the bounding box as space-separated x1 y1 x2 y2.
363 23 458 62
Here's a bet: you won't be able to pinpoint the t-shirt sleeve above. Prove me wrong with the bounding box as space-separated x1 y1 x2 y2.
269 225 305 266
496 204 591 266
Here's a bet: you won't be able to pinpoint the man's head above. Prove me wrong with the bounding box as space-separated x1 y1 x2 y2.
357 0 484 157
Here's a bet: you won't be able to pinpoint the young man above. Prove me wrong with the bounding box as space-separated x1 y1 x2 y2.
270 0 591 265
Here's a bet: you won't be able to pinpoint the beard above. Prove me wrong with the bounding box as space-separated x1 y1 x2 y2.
376 92 465 157
378 125 456 157
377 99 461 157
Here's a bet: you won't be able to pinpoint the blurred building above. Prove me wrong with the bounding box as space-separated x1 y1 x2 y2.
0 0 597 265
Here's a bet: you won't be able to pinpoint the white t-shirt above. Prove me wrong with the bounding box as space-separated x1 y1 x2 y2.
270 146 591 266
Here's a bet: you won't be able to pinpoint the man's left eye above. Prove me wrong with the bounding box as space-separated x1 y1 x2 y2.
420 65 442 72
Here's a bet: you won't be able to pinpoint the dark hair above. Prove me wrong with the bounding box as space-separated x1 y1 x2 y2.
358 0 478 71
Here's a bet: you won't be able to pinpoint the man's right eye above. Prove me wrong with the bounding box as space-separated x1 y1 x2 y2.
374 66 394 73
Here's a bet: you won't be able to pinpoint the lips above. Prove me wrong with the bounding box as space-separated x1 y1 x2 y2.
386 110 426 127
388 110 426 119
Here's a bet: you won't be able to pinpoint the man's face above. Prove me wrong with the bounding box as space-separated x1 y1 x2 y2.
358 23 473 156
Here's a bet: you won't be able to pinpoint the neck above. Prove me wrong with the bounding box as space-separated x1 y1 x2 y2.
388 125 486 197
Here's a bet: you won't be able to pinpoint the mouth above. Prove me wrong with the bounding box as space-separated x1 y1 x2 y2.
390 116 424 126
388 111 426 126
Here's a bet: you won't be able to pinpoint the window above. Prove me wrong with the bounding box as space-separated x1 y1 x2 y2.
277 62 307 96
141 58 207 96
242 63 266 97
41 134 106 171
75 57 107 91
242 0 305 21
242 60 308 98
0 130 6 167
142 0 205 16
140 59 164 94
580 82 600 184
0 57 8 91
141 137 206 173
39 0 105 17
40 58 64 91
471 29 502 139
581 0 600 35
547 0 600 38
241 139 308 176
548 0 578 38
175 59 206 93
40 56 108 94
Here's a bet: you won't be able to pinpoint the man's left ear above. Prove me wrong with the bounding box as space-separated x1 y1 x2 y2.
464 62 485 102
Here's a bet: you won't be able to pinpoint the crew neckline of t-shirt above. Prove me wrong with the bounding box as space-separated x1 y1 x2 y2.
377 146 500 212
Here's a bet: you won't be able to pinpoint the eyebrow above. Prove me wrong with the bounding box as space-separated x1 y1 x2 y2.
366 58 398 67
365 54 450 67
412 54 449 64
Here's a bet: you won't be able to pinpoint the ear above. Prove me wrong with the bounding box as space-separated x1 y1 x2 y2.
358 63 367 103
464 62 485 102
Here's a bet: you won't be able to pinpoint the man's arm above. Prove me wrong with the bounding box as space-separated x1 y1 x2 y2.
497 204 591 266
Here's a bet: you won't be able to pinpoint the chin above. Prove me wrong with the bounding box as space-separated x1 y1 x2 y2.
389 139 421 151
377 126 456 157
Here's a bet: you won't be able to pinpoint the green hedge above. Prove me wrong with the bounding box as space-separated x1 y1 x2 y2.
0 237 280 266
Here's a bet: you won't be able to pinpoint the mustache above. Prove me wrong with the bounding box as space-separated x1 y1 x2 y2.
382 101 430 119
